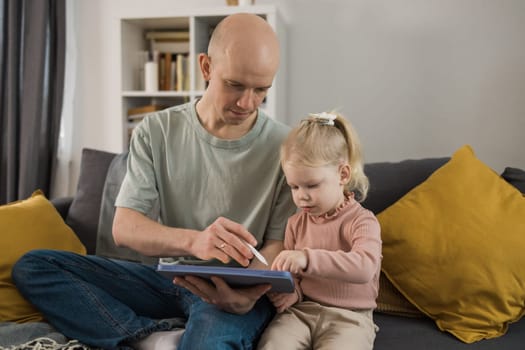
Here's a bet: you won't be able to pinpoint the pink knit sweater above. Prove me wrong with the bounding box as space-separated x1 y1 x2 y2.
285 195 382 310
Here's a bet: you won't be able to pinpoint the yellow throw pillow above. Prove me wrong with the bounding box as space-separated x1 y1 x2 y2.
0 190 86 323
378 145 525 343
376 272 422 317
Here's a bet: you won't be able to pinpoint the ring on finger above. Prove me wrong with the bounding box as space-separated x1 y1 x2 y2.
218 242 226 249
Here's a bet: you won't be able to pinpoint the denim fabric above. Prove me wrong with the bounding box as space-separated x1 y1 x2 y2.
12 250 275 350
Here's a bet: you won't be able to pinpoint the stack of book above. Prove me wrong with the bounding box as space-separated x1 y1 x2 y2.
146 30 190 91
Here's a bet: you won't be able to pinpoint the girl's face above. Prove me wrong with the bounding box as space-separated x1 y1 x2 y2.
283 162 350 216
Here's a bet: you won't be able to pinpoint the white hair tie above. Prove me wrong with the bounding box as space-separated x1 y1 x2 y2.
308 112 337 126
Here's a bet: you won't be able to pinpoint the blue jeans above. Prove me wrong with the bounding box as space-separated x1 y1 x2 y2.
12 250 275 350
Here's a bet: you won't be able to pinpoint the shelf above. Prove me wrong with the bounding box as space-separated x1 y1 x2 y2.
122 90 203 98
118 5 285 149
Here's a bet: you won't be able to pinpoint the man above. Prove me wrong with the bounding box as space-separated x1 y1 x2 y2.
13 13 296 349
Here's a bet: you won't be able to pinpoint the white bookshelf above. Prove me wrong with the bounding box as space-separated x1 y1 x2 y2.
119 5 286 148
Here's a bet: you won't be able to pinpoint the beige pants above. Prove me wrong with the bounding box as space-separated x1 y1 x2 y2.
257 301 377 350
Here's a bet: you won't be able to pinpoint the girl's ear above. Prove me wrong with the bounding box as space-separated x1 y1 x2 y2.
339 163 351 185
199 53 212 81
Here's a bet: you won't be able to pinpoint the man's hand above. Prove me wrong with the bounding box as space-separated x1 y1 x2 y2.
174 275 271 314
191 217 258 267
271 250 308 275
267 290 299 313
114 210 258 266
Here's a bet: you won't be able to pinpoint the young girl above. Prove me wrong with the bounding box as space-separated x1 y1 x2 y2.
257 112 381 350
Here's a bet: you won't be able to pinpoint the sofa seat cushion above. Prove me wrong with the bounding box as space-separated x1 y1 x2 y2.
0 191 86 323
374 312 525 350
378 145 525 343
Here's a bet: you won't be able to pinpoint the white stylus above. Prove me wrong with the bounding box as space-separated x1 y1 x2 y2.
243 241 268 266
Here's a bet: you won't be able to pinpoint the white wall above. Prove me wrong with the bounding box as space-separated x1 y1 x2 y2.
277 0 525 172
67 0 525 194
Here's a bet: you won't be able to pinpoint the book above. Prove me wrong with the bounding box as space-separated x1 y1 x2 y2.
170 59 177 91
127 104 166 117
163 53 172 90
152 41 189 54
156 264 295 293
145 30 190 41
158 53 167 90
176 53 189 91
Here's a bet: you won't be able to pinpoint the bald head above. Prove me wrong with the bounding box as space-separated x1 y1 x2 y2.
208 13 280 71
196 13 280 133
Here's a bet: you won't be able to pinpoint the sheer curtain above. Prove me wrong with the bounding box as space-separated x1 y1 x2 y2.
0 0 66 204
51 0 75 199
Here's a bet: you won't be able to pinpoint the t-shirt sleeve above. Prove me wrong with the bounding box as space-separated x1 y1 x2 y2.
263 171 297 241
115 121 159 215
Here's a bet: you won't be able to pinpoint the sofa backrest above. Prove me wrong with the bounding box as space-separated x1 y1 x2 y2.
65 148 116 254
66 148 451 255
362 157 450 214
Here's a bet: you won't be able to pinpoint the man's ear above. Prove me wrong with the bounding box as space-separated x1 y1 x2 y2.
198 53 211 81
339 163 351 185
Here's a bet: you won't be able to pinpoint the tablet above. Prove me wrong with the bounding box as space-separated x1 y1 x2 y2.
156 264 295 293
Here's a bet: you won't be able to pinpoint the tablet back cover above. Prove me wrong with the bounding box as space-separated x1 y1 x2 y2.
156 264 295 293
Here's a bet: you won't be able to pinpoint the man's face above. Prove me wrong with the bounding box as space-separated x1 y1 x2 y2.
205 52 276 126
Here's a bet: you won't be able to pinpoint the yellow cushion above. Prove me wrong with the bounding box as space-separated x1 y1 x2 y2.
0 190 86 323
378 145 525 343
376 272 422 317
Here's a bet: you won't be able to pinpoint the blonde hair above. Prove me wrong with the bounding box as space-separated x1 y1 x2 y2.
280 112 369 202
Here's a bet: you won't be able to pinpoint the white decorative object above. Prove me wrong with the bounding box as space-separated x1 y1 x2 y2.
144 60 158 92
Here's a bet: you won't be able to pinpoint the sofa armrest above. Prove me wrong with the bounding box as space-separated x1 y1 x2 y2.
51 196 74 221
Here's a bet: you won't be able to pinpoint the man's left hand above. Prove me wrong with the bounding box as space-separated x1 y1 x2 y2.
173 275 271 314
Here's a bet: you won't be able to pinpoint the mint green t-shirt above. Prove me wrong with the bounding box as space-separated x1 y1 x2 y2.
115 101 296 264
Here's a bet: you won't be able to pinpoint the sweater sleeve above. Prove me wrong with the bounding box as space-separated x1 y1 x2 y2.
282 217 297 251
280 216 305 299
304 212 381 284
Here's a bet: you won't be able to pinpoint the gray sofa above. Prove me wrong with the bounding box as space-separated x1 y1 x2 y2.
38 148 525 348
